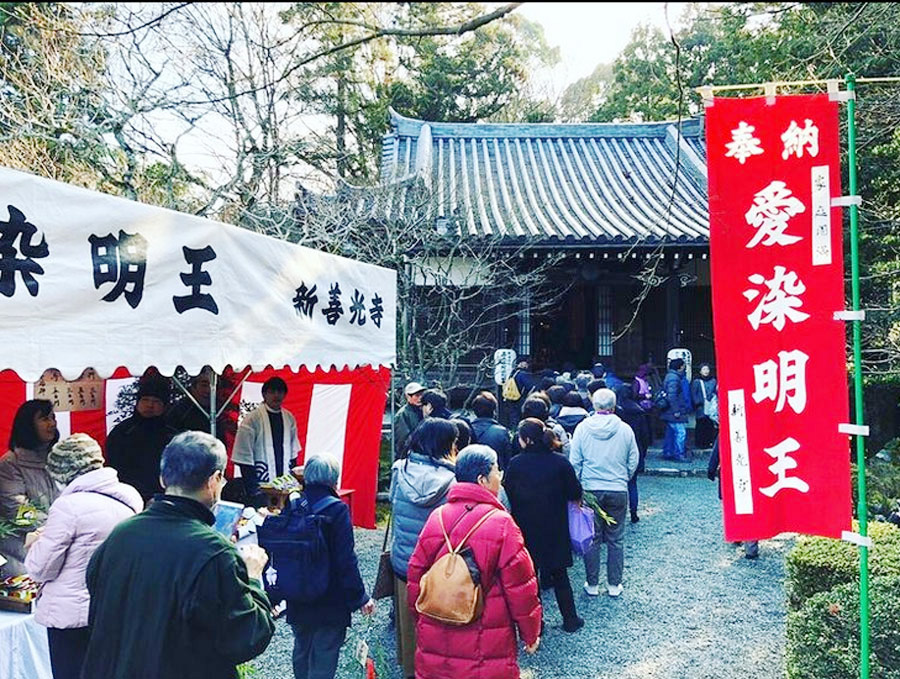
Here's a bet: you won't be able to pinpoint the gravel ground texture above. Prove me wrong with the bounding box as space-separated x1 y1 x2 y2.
252 468 793 679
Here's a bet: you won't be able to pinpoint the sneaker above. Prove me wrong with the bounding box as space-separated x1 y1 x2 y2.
630 511 640 523
607 583 623 597
562 616 585 633
583 582 600 596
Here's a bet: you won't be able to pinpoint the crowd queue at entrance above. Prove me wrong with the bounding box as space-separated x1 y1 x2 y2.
0 355 718 679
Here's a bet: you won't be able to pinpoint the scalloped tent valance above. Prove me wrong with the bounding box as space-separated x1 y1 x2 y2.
0 167 396 382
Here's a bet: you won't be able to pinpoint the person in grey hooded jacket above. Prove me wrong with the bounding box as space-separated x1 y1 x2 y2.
389 418 456 679
569 388 639 599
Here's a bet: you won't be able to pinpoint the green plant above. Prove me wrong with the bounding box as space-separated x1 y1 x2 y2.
852 449 900 517
581 492 616 526
786 574 900 679
236 662 257 678
375 501 392 529
785 521 900 611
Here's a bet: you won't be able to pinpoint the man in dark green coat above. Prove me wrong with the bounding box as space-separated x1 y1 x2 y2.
82 431 274 679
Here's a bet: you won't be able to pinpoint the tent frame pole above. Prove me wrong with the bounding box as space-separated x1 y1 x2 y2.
171 367 252 440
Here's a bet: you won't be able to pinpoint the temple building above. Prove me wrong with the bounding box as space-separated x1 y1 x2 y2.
375 108 712 374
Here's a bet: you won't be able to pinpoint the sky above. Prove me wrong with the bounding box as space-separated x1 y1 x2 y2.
512 2 690 90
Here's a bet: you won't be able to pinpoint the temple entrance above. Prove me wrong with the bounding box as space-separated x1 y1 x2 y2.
532 284 598 371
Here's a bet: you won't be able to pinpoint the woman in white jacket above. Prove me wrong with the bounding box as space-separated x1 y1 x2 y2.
24 433 142 679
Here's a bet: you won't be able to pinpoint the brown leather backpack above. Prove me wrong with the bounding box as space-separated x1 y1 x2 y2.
415 506 498 626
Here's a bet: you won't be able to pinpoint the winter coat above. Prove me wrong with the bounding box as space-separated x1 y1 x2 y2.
0 445 60 576
25 467 142 629
393 403 423 458
389 452 456 579
469 418 512 470
407 483 541 679
691 376 718 416
616 399 651 475
604 372 625 391
504 443 582 571
557 406 589 436
569 413 640 492
285 483 369 629
105 413 179 502
660 369 690 423
82 495 274 679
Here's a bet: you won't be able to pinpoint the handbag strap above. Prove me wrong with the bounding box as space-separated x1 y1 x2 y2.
381 509 392 551
437 506 498 555
700 379 707 400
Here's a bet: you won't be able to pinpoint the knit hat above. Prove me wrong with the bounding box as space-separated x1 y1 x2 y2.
47 433 105 485
137 376 170 404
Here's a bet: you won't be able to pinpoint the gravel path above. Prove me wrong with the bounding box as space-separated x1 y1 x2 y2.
253 473 793 679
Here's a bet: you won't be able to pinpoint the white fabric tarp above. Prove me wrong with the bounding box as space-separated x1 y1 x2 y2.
0 612 52 679
0 167 396 381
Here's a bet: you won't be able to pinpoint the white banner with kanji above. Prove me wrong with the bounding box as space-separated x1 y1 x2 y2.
0 167 396 381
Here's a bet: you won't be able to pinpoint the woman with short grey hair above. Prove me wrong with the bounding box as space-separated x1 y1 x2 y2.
301 453 340 488
285 453 374 679
453 444 497 483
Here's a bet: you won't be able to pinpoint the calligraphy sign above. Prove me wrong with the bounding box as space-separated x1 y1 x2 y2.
0 167 397 382
706 94 851 540
34 368 103 412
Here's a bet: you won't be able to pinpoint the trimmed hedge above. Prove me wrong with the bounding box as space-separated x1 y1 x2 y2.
785 520 900 611
786 574 900 679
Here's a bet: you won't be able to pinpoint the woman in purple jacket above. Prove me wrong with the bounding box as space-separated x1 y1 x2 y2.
24 433 142 679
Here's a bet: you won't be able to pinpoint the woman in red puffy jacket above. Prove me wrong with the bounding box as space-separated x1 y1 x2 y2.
407 444 542 679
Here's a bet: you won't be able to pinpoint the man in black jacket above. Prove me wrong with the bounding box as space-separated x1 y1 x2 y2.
106 374 179 503
469 391 512 470
82 431 274 679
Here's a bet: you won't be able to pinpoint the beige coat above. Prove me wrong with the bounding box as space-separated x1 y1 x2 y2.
0 446 60 576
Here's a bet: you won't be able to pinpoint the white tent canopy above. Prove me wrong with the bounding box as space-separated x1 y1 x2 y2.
0 167 396 381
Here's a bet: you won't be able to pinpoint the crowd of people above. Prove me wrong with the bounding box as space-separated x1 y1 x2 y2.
0 356 720 679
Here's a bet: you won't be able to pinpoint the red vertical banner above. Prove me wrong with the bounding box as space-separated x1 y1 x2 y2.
706 94 852 540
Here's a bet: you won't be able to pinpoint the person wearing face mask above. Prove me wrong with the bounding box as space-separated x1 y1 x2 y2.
80 431 275 679
24 434 142 679
0 399 61 576
231 376 302 508
105 374 179 504
407 445 542 679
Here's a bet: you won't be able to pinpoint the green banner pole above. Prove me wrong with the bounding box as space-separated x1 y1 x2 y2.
845 72 869 679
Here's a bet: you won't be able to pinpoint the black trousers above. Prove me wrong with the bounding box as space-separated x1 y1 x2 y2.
695 416 718 449
47 626 90 679
536 567 578 624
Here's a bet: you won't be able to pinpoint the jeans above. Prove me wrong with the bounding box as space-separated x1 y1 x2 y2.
583 490 628 587
663 422 687 459
291 623 347 679
47 627 90 679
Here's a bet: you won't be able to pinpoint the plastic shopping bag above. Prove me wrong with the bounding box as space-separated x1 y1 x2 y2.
568 501 595 555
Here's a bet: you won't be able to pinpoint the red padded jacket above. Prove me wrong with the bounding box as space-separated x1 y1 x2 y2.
407 483 541 679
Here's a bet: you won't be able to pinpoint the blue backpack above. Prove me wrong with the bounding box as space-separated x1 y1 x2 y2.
256 493 342 602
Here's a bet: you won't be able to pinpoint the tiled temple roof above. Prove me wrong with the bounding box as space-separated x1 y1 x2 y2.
375 108 709 245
